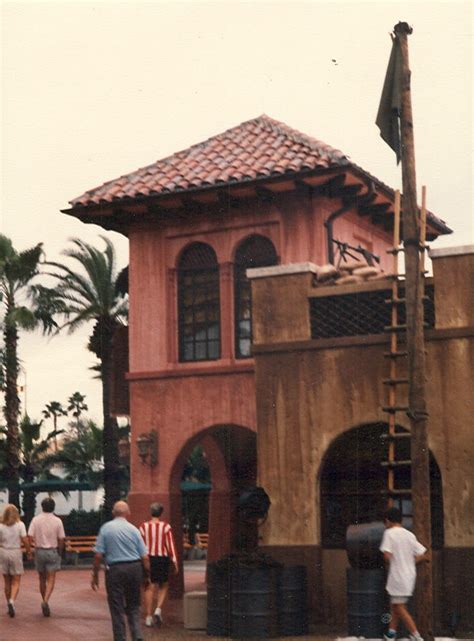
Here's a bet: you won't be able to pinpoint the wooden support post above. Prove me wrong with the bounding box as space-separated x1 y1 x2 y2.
395 22 434 641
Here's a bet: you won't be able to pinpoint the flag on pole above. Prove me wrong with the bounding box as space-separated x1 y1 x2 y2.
376 36 402 163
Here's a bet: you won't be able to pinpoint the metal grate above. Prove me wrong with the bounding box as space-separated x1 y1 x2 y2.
310 284 435 339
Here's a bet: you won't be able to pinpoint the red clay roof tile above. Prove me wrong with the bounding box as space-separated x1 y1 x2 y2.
70 115 349 207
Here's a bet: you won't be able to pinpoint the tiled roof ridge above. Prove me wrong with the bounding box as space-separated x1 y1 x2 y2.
246 114 350 161
187 113 350 162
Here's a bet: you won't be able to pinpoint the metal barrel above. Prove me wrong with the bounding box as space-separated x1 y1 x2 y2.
207 561 232 636
231 566 279 638
346 521 385 569
278 565 309 637
346 567 388 638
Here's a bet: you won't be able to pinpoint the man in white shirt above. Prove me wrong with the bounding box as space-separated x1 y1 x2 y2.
28 497 65 617
380 507 430 641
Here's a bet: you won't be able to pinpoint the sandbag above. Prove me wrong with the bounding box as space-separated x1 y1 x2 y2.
334 275 363 285
317 264 339 282
338 259 365 273
352 266 382 278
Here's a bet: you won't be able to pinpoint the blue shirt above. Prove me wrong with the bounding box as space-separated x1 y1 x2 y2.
95 517 147 564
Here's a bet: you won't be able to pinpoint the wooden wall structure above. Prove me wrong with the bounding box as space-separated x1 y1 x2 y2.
249 246 474 633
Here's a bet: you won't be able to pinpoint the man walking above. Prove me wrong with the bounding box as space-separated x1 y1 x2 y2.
92 500 150 641
28 497 65 617
139 502 178 627
380 507 430 641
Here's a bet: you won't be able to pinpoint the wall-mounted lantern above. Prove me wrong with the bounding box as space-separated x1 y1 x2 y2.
136 431 158 467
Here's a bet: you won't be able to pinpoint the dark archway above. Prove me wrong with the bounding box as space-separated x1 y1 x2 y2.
168 424 257 596
319 423 443 548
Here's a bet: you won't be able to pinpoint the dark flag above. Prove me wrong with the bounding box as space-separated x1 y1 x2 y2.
376 35 403 163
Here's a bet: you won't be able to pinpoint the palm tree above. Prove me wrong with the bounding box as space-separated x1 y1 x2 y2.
0 416 63 526
42 236 128 518
42 400 68 451
0 235 59 507
67 391 88 427
18 415 63 526
51 418 103 486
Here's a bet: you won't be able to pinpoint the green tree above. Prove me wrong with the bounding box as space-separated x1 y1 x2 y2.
182 445 211 484
42 400 68 451
0 235 60 507
67 391 88 429
42 236 128 518
51 419 103 485
0 416 63 526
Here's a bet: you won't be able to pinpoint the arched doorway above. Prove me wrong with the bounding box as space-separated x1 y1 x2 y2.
168 424 257 595
319 422 444 549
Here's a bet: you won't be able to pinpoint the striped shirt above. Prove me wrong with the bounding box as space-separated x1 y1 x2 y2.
139 520 177 562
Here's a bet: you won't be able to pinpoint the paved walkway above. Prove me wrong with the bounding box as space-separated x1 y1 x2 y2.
0 562 338 641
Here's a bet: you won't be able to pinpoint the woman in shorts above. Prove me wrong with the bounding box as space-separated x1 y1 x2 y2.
0 504 31 617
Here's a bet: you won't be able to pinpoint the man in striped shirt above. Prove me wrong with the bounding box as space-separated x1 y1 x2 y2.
139 503 178 628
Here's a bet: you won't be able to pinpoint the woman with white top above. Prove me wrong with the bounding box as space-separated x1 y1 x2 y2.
0 504 31 617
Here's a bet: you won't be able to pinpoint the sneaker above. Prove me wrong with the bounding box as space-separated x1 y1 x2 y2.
384 630 396 641
145 616 153 627
154 609 162 626
409 634 423 641
8 602 15 618
41 602 50 617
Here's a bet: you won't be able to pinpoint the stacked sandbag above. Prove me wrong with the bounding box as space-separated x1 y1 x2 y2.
314 260 388 287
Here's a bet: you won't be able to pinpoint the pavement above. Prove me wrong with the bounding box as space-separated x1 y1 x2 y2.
0 561 338 641
1 562 466 641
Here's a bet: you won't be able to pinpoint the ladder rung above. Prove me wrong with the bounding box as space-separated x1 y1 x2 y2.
381 432 411 440
384 324 407 333
383 378 409 385
386 244 430 255
384 296 430 305
383 351 408 358
382 405 409 413
381 489 413 496
384 297 407 305
381 460 412 468
384 323 429 332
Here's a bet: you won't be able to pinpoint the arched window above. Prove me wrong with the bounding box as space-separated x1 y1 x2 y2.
178 243 220 362
320 423 443 548
234 235 278 358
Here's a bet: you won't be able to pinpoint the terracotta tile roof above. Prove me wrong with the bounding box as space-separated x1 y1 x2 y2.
70 115 350 207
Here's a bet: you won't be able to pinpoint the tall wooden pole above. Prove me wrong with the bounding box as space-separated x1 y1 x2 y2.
394 21 434 641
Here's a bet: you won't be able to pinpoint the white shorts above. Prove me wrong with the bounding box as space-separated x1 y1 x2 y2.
390 595 410 604
0 548 24 575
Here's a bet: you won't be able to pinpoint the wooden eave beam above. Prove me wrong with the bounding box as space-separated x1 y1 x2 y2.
294 178 315 198
217 190 241 208
358 202 391 216
255 185 276 202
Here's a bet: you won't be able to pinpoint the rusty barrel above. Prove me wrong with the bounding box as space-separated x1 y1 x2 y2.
231 566 279 638
278 565 308 636
346 521 385 569
207 561 232 636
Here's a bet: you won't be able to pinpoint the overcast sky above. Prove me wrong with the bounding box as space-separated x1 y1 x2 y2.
1 0 472 426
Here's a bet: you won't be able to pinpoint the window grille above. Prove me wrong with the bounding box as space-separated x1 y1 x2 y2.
310 284 435 339
178 243 220 362
234 235 278 358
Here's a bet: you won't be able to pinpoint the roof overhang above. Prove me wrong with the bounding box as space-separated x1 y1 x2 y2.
62 165 452 241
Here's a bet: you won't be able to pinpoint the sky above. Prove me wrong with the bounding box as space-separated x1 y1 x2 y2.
1 0 472 427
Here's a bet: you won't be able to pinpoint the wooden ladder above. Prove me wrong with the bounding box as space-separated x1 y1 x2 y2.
381 188 428 509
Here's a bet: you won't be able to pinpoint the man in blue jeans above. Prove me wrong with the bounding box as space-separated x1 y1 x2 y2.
92 501 150 641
